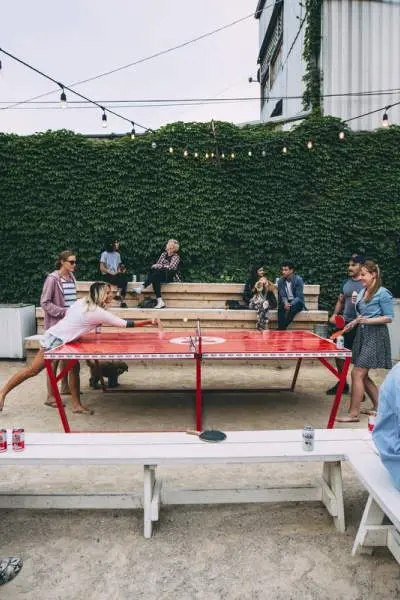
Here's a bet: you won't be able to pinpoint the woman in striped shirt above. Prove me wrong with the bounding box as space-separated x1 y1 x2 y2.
40 249 78 407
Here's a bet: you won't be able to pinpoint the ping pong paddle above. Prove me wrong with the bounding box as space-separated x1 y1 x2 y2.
335 315 345 330
186 429 227 443
329 315 346 340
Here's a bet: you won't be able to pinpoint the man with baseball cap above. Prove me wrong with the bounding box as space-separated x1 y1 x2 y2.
326 254 365 395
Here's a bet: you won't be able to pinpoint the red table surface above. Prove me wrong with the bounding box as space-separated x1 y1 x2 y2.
44 330 351 359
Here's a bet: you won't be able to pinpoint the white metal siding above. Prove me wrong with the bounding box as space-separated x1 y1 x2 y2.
322 0 400 130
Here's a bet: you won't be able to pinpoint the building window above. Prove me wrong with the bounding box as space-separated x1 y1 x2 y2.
259 1 284 89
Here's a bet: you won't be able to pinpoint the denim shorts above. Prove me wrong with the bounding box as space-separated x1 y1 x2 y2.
40 332 64 351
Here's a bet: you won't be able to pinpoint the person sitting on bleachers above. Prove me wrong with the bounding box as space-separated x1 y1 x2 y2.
134 239 180 309
99 239 130 308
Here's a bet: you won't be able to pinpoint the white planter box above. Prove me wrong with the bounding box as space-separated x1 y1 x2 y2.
0 304 36 358
388 299 400 362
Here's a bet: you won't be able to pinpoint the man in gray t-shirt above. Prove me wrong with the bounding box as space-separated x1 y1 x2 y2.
326 254 365 395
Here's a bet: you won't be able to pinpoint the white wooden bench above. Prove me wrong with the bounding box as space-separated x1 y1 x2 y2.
0 429 372 538
349 451 400 564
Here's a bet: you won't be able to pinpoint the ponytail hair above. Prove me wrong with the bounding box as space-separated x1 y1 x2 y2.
363 260 382 301
55 249 75 269
85 281 111 311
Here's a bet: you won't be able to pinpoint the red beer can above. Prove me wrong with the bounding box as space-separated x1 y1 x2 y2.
368 414 376 433
0 429 7 452
12 428 25 451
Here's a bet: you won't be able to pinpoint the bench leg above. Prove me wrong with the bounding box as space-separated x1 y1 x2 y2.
321 462 345 532
352 495 386 556
143 465 160 539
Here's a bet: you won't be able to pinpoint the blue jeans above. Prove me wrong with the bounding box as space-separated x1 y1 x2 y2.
278 302 304 330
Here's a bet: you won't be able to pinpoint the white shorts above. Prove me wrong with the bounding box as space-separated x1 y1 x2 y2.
40 332 64 351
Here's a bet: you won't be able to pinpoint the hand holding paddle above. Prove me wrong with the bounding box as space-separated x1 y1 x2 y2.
152 318 163 330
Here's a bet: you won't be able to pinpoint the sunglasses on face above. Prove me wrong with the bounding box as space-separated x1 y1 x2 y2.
66 260 77 265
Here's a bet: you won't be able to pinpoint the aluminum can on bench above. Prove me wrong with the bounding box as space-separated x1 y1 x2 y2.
12 428 25 451
302 425 314 452
0 429 7 452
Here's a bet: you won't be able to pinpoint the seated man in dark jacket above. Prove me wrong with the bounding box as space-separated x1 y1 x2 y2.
277 261 305 330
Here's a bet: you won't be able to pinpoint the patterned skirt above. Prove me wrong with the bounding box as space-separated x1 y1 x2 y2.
352 324 392 369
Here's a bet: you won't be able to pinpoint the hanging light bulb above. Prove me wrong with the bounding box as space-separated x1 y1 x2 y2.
130 122 136 140
282 146 288 154
382 108 389 128
205 152 210 159
307 140 313 150
183 149 188 157
194 151 199 158
230 152 235 159
169 146 174 154
261 150 266 157
151 141 157 149
101 109 107 128
248 150 252 157
60 87 67 108
211 152 214 158
339 131 345 140
221 152 225 159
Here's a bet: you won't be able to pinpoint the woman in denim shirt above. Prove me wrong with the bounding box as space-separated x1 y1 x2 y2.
337 260 393 423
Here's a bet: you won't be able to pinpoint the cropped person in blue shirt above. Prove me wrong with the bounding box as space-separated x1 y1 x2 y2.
373 363 400 490
337 260 393 423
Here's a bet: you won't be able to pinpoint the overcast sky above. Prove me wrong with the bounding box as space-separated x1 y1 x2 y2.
1 1 260 135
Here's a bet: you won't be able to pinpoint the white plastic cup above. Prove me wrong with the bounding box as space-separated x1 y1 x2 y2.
132 274 137 283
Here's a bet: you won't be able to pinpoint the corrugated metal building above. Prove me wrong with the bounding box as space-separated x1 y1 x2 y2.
255 0 400 130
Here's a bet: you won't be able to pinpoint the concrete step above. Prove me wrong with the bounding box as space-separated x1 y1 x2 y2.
75 281 320 309
34 307 328 333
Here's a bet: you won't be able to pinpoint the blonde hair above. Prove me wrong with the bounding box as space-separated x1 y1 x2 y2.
167 239 180 252
55 249 75 269
85 281 111 311
362 260 382 302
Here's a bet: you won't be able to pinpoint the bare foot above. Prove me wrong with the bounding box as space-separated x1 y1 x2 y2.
72 405 94 415
336 415 360 423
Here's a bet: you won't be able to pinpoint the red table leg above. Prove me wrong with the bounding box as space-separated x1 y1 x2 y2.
195 354 202 431
326 357 351 429
45 359 75 433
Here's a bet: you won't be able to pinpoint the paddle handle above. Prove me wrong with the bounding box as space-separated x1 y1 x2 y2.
186 430 201 436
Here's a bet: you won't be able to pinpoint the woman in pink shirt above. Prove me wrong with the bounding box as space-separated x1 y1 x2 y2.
40 249 77 407
0 282 161 414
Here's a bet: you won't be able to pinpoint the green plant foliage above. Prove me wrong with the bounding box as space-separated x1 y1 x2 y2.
303 0 323 113
1 117 400 310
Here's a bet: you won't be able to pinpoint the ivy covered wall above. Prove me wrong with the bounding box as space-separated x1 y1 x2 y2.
1 116 400 309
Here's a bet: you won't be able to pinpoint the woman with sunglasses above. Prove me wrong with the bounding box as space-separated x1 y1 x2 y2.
40 250 78 407
0 282 161 414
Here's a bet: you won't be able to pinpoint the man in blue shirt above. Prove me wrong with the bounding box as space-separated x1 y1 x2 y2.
326 254 364 395
373 363 400 490
277 262 305 330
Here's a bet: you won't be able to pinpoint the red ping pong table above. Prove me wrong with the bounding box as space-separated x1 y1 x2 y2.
44 327 352 433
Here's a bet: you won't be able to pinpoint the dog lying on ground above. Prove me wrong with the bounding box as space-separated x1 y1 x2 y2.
86 360 129 389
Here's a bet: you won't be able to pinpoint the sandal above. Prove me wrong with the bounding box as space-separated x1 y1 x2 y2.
336 415 360 423
44 400 66 408
72 406 94 415
360 408 377 416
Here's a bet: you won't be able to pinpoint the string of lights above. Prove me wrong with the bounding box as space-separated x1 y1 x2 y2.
0 47 152 135
0 0 282 113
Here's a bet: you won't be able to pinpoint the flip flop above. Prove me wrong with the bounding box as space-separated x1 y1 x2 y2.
335 416 360 423
360 408 377 416
44 400 66 408
72 406 94 415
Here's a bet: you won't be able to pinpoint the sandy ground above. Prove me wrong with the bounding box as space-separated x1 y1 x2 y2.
0 359 399 600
